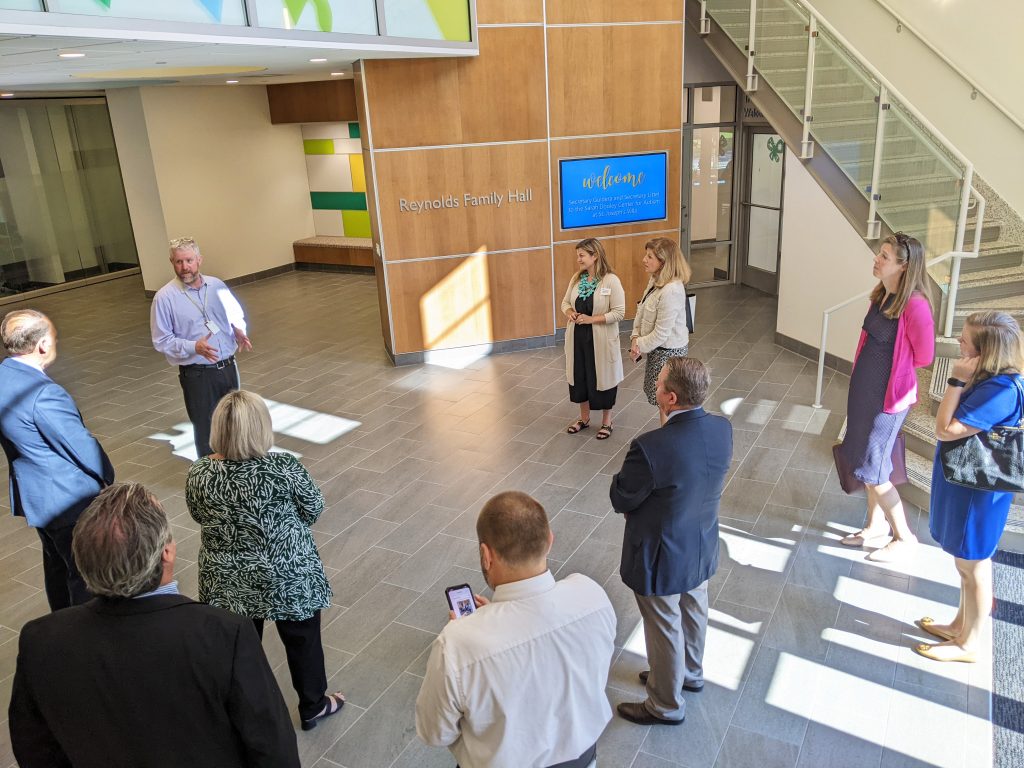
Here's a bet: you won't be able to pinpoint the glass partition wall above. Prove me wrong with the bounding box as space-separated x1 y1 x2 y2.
0 98 137 297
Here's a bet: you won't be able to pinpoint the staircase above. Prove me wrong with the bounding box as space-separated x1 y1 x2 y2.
696 0 1024 547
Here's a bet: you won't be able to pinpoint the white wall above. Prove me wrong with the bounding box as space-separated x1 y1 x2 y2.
809 0 1024 215
109 85 314 292
777 154 877 363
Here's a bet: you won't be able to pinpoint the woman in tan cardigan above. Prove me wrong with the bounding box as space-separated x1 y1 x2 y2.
562 238 626 440
630 237 692 405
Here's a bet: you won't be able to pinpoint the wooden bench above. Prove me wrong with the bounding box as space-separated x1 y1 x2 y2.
293 236 374 269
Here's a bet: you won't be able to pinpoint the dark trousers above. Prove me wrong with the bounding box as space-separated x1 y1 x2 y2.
178 358 239 458
252 612 328 721
37 524 91 611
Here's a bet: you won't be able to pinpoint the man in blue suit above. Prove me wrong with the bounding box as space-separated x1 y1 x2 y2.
610 357 732 725
0 309 114 611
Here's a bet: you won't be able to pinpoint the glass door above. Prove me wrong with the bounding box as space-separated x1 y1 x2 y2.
739 129 786 295
683 85 737 285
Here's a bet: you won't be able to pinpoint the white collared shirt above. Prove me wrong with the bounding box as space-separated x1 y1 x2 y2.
415 571 616 768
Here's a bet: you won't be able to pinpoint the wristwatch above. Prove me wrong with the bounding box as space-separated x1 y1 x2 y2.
947 377 966 388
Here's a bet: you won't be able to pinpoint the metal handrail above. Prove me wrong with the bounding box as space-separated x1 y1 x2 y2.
870 0 1024 134
811 248 981 409
794 0 971 170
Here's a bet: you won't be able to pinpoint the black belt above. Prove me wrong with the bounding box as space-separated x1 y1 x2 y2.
456 742 595 768
179 355 236 371
548 743 597 768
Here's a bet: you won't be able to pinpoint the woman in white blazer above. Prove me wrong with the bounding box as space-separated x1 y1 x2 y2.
562 238 626 440
630 237 692 405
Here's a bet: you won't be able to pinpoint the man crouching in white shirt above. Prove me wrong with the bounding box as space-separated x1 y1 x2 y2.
415 491 616 768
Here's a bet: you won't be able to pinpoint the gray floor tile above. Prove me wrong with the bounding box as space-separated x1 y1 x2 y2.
713 726 800 768
384 535 479 592
321 582 420 654
730 646 813 746
318 516 398 571
323 673 424 768
764 584 841 662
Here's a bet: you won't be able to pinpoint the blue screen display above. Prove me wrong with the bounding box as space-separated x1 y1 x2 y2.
559 152 668 230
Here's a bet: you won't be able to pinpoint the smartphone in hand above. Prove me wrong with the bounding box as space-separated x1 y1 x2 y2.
630 350 642 363
445 584 476 619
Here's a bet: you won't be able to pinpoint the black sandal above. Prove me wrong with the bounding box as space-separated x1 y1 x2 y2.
596 424 613 440
567 419 590 434
301 692 346 731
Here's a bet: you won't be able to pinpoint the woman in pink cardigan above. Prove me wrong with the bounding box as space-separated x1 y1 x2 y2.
839 232 934 562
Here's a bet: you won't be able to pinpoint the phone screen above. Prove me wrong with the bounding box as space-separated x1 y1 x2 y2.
445 584 476 619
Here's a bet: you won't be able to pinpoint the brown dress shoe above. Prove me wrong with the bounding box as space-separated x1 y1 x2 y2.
616 701 685 726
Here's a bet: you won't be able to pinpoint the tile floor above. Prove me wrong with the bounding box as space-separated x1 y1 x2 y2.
0 272 992 768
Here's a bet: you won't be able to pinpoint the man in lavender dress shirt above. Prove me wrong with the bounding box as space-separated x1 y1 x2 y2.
150 237 252 459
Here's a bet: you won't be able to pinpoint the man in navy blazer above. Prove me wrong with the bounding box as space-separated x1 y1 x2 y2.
610 357 732 725
0 309 114 610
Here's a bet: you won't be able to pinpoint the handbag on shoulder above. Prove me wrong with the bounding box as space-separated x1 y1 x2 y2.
938 376 1024 493
832 434 908 495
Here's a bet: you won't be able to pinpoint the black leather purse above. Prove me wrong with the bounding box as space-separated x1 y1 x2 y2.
939 375 1024 493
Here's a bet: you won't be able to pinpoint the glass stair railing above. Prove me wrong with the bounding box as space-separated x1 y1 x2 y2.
702 0 981 317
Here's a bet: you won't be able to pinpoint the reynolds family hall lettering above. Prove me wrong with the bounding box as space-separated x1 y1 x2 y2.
399 188 533 214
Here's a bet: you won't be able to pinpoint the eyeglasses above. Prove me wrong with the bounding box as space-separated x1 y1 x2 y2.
893 231 911 252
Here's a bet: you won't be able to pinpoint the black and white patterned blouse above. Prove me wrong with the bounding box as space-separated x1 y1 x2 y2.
185 452 332 622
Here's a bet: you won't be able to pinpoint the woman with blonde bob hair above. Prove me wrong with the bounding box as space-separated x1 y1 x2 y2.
562 237 626 439
630 237 692 405
918 311 1024 663
186 390 345 730
838 232 934 562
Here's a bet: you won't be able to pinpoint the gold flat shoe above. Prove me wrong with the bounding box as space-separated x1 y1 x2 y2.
913 642 977 664
915 617 956 642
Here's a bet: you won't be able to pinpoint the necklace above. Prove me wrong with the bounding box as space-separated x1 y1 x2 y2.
577 272 599 300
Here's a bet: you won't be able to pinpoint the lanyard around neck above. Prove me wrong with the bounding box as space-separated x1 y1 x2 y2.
181 281 209 321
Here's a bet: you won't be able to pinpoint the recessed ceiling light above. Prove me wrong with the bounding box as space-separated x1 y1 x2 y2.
226 80 239 84
309 58 327 63
59 52 86 59
1 92 14 98
331 72 346 76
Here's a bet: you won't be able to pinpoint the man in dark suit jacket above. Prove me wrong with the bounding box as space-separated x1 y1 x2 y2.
610 357 732 726
0 309 114 610
8 483 301 768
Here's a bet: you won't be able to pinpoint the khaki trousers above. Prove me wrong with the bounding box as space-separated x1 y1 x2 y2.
634 580 709 720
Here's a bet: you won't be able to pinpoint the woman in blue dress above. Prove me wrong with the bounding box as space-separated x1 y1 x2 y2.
917 311 1024 663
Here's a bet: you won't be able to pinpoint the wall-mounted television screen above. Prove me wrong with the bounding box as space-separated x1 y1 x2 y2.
559 152 668 230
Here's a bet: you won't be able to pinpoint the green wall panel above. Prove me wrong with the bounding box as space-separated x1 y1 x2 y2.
311 191 368 210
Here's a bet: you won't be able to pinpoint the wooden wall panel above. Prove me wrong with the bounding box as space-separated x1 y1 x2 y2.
387 248 554 353
365 27 547 148
477 0 543 24
375 142 551 261
546 0 683 24
551 132 682 239
266 80 358 124
547 25 683 136
553 235 659 328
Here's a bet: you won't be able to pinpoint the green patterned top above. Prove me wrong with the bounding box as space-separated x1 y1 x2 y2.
185 452 332 622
